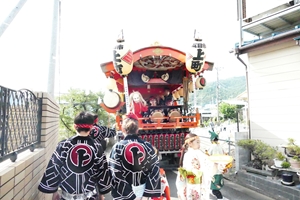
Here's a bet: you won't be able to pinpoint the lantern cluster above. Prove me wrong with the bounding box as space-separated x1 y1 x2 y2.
172 86 184 101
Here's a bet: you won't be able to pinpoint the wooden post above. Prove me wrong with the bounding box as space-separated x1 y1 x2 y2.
123 76 130 113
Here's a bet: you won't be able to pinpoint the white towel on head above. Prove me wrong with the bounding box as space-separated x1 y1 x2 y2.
132 183 146 198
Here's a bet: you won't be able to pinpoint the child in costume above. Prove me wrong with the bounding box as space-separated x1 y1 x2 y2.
207 130 232 200
176 133 207 200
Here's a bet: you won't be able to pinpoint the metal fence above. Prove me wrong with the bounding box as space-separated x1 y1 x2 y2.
0 86 42 162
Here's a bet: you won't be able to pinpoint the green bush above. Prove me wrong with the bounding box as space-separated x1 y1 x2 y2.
281 161 291 168
292 155 300 161
287 138 300 156
275 152 285 161
237 139 276 169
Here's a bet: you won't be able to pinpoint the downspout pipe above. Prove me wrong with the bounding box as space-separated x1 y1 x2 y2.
236 54 251 139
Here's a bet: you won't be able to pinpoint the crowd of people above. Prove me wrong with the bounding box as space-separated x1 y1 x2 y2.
38 110 232 200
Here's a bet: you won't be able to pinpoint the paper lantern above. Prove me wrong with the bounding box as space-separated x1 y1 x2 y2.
107 76 118 91
188 81 194 93
172 91 178 101
195 76 206 90
178 87 184 97
113 31 133 76
186 31 206 74
174 90 180 100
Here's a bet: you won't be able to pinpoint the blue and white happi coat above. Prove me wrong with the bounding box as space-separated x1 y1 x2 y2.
38 135 111 198
109 134 161 200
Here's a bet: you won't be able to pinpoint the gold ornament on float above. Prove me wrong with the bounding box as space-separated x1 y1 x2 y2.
186 30 206 74
113 30 133 76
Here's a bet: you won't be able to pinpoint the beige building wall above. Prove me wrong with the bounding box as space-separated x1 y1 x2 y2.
247 40 300 146
0 92 59 200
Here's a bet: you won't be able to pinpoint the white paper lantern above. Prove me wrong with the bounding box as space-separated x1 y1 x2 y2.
188 81 194 93
195 76 206 90
106 76 118 91
172 91 178 101
174 90 180 100
186 31 206 74
113 33 133 76
178 87 184 97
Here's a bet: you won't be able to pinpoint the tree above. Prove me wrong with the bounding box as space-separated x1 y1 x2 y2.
57 88 115 140
219 102 237 120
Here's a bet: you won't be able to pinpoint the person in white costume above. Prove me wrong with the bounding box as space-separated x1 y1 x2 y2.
176 133 210 200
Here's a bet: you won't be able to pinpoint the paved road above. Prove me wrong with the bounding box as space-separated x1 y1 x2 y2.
104 169 274 200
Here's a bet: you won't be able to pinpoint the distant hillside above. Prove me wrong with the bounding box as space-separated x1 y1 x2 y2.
190 76 246 106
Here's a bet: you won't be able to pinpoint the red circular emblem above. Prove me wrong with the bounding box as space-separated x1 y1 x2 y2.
67 144 94 173
124 142 146 165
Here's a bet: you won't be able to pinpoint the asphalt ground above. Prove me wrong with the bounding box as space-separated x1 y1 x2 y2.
104 169 274 200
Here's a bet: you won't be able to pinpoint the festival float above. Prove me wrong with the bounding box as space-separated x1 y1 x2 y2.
99 30 214 167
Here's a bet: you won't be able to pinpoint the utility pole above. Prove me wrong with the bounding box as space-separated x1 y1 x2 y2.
0 0 28 37
47 0 60 97
216 67 220 124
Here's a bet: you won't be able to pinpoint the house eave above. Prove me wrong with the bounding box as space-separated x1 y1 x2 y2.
235 28 300 55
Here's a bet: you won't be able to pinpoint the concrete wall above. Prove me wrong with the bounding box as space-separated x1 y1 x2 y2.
235 131 250 171
247 40 300 146
0 92 59 200
237 170 300 200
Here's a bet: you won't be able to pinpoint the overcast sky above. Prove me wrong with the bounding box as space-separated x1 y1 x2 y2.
0 0 288 96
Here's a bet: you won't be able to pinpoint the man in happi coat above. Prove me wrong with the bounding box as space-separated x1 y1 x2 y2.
109 112 161 200
38 111 111 200
90 114 116 151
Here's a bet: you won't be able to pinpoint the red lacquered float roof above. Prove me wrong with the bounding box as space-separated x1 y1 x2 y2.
100 45 214 96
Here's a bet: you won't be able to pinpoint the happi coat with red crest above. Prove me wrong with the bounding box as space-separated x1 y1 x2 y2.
38 135 111 198
108 134 161 200
90 123 116 144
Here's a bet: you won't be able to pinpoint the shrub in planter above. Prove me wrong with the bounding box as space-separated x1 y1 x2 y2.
289 156 300 169
281 161 291 168
274 151 286 167
237 139 276 169
286 138 300 157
